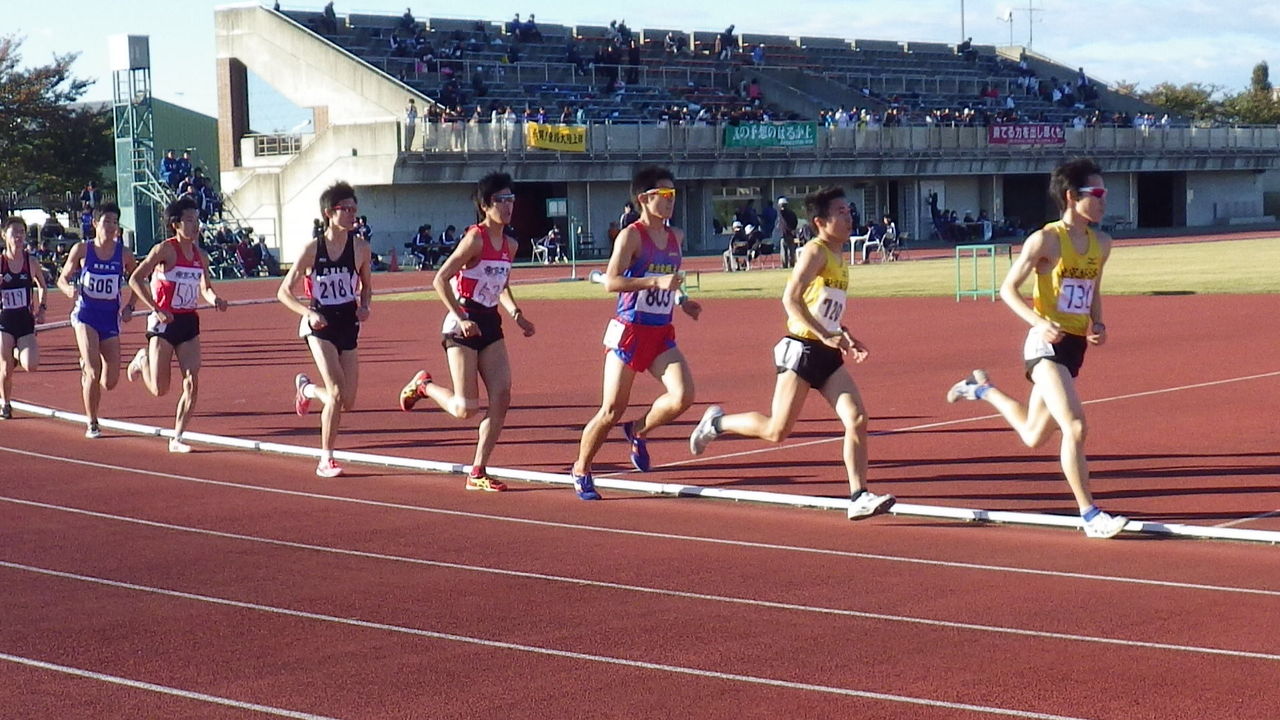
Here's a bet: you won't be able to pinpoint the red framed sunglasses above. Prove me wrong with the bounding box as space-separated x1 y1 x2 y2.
1076 186 1107 199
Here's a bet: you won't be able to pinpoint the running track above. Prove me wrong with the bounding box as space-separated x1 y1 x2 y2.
3 264 1279 718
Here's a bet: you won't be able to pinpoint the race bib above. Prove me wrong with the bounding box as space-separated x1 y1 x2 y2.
173 280 199 310
81 272 120 301
773 337 804 371
602 318 626 350
474 277 505 307
313 271 356 305
636 272 680 317
1 287 27 310
1056 278 1094 315
810 286 846 334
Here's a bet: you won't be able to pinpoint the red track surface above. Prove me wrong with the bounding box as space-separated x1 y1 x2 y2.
3 265 1279 718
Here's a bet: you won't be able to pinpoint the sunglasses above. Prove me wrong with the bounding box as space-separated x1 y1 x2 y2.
1076 187 1107 199
492 192 516 203
645 187 677 199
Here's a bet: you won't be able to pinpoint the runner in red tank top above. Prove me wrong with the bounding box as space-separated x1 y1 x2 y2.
126 197 229 453
398 171 536 492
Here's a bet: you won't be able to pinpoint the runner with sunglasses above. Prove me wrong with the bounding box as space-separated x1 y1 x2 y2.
279 181 373 478
398 172 535 491
945 158 1128 539
570 165 702 500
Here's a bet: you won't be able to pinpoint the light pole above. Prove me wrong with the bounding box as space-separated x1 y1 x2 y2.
960 0 966 40
998 9 1014 46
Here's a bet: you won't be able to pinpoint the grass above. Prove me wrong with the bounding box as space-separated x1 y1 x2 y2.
381 237 1280 302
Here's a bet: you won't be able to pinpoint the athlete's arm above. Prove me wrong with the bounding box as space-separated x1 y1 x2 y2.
1088 231 1113 345
120 248 138 322
29 249 48 321
128 242 173 320
355 238 373 322
432 227 483 329
783 242 848 352
56 242 87 300
602 225 680 293
197 249 229 311
1000 229 1062 342
277 240 320 324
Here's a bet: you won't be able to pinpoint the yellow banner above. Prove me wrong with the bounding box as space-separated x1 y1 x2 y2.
525 122 587 152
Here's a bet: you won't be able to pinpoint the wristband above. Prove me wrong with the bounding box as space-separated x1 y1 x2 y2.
511 308 523 318
125 303 136 312
1092 322 1106 331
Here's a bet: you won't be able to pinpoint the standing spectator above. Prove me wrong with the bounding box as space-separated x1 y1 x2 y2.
175 151 193 185
404 98 418 151
619 201 640 228
776 197 799 268
79 181 102 210
321 1 338 34
79 204 95 240
398 7 416 34
760 195 778 238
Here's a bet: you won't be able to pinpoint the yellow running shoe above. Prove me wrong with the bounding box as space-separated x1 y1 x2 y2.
398 370 431 411
465 474 507 492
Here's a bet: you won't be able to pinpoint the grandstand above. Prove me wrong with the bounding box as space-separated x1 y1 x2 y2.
215 4 1280 264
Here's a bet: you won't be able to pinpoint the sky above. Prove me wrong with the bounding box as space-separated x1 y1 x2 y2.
9 1 1280 118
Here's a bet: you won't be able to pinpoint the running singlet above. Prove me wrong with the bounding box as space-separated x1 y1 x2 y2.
786 240 848 341
0 252 33 312
450 224 511 309
1033 221 1102 337
614 222 682 326
306 233 359 313
73 240 125 316
150 238 204 313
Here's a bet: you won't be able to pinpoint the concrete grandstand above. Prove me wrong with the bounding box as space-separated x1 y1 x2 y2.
215 4 1280 264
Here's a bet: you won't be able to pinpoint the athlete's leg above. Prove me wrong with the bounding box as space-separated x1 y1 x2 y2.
99 335 121 391
1029 360 1093 512
421 345 480 419
573 352 636 475
305 336 348 454
976 372 1058 448
717 371 810 442
631 347 694 436
142 335 176 397
14 334 38 372
0 331 15 406
819 368 870 494
74 323 104 423
172 337 202 440
472 339 512 469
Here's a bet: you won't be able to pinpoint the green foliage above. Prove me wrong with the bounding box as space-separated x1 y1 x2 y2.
1138 82 1220 120
1220 89 1280 125
0 35 113 208
1250 61 1272 94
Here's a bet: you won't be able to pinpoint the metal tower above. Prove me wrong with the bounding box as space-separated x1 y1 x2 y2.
109 35 167 251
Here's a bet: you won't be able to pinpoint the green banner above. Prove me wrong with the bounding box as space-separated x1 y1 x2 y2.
723 122 817 148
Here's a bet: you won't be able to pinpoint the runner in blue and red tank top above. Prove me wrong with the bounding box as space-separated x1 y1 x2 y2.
277 181 374 478
56 202 138 438
570 165 704 500
398 171 536 492
127 197 229 453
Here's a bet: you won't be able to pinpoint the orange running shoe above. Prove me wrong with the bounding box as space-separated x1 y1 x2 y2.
398 370 432 411
465 473 507 492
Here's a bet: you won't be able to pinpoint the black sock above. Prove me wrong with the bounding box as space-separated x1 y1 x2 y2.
711 415 723 433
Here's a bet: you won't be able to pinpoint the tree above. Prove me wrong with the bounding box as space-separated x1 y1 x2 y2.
1250 61 1271 95
1139 82 1220 121
1111 79 1140 98
0 35 113 209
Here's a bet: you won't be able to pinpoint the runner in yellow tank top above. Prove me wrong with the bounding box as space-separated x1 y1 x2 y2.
690 187 895 521
946 158 1128 539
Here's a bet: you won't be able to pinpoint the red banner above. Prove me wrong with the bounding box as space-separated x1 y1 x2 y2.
987 124 1065 146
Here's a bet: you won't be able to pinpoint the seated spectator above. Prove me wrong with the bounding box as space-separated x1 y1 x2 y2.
407 224 432 268
255 236 281 276
235 234 260 276
160 150 179 188
534 227 566 264
857 214 897 264
507 13 521 36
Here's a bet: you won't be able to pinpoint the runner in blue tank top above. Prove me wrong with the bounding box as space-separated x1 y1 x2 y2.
570 165 703 500
57 202 138 438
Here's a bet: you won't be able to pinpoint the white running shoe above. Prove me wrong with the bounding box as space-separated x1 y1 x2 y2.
847 491 896 520
127 347 148 383
168 438 192 454
294 373 312 416
946 369 990 403
85 422 101 439
689 405 724 455
316 458 343 478
1083 511 1129 539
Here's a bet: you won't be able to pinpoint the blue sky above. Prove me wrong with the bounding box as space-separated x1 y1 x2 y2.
11 1 1280 118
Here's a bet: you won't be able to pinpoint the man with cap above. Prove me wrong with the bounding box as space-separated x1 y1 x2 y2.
724 221 750 271
777 196 800 268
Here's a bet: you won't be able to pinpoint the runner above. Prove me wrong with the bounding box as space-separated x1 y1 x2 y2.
689 187 895 520
570 165 702 500
0 216 48 420
944 157 1128 539
126 196 230 452
57 202 138 438
278 181 373 478
398 171 535 491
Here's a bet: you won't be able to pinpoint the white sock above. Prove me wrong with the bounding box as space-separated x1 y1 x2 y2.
303 383 319 400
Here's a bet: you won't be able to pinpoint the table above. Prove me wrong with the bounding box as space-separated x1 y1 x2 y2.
954 243 1013 301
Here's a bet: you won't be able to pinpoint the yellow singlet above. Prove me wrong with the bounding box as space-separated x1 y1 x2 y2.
1033 221 1103 337
787 240 848 341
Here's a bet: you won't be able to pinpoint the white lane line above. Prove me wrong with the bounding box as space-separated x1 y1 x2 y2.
2 447 1277 597
628 369 1280 470
1218 509 1280 528
6 496 1277 663
0 560 1093 720
0 651 341 720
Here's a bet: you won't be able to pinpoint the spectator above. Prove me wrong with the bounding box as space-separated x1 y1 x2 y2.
160 150 179 188
606 221 621 244
751 45 765 66
176 151 193 184
760 197 778 238
79 203 94 240
776 197 800 268
734 199 760 229
354 215 371 242
507 13 521 36
79 181 102 210
619 201 639 228
321 1 338 34
255 236 281 276
723 220 747 271
398 7 415 34
404 98 418 151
